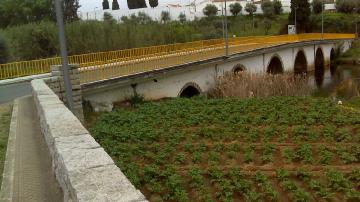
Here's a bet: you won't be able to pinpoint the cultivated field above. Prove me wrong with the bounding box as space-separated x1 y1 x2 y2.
91 97 360 202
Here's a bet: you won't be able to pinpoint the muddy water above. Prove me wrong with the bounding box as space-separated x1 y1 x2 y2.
309 65 360 98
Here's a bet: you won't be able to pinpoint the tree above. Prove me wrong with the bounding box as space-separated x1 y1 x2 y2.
312 0 324 14
245 2 257 16
261 0 274 18
103 12 114 21
127 0 147 9
63 0 80 22
0 0 54 28
161 11 170 23
273 0 283 15
335 0 356 13
137 12 153 24
149 0 158 8
102 0 110 10
112 0 120 10
288 0 311 33
179 13 186 23
230 3 242 16
203 4 218 17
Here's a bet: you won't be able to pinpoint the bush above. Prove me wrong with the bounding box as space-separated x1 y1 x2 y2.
0 34 9 64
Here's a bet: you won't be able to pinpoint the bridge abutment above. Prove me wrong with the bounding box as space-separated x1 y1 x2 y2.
45 65 84 122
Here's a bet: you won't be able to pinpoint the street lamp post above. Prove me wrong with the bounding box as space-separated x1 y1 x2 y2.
295 5 298 34
54 0 74 111
322 0 324 39
224 0 229 57
94 7 98 20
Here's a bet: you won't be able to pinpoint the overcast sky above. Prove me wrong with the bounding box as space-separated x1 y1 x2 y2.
79 0 182 12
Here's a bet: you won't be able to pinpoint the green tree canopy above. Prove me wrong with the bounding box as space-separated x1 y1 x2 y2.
203 4 218 17
64 0 80 22
127 0 147 9
245 2 257 16
0 0 53 28
261 0 274 18
273 0 283 15
102 0 110 10
312 0 324 14
112 0 120 10
335 0 357 13
149 0 159 8
179 13 186 23
0 34 9 64
230 3 242 16
161 11 170 23
288 0 311 33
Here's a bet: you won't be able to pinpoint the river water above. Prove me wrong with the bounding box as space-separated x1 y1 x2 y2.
309 65 360 99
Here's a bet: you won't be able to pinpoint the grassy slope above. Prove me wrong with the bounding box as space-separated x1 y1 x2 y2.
0 104 11 184
341 40 360 59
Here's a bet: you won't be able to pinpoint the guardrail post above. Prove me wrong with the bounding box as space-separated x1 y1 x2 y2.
47 64 84 122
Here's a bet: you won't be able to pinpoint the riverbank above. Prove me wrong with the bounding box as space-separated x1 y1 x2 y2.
338 40 360 65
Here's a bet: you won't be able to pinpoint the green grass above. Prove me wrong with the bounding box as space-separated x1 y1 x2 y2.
90 96 360 202
0 104 11 184
341 40 360 59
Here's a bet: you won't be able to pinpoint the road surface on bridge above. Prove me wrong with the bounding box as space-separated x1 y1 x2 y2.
0 83 31 104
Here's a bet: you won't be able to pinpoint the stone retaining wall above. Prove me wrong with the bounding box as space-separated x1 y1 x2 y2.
31 79 147 202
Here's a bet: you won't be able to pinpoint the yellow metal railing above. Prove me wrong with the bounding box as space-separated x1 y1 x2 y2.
0 33 355 82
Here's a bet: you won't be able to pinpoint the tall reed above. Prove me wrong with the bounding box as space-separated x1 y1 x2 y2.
208 72 312 98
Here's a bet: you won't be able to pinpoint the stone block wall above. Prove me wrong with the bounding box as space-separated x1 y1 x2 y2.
45 65 84 122
31 79 147 202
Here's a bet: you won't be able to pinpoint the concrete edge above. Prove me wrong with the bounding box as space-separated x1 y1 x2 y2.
0 73 51 86
31 79 148 202
0 100 18 201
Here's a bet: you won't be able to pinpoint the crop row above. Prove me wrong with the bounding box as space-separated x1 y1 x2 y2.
112 142 360 167
121 164 360 202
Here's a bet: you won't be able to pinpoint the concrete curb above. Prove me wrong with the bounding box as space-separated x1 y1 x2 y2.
0 100 18 201
0 73 50 86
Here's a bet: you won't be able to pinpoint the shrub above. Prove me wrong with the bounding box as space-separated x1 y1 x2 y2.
208 72 312 98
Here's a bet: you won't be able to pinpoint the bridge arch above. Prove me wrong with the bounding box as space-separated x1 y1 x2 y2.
315 48 325 87
267 55 284 74
294 50 307 75
330 48 337 76
179 82 202 98
232 64 247 75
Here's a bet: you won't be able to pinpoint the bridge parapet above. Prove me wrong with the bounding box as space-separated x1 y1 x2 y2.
31 79 147 202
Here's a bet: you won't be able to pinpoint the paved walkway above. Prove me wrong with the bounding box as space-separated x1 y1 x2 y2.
12 96 62 202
